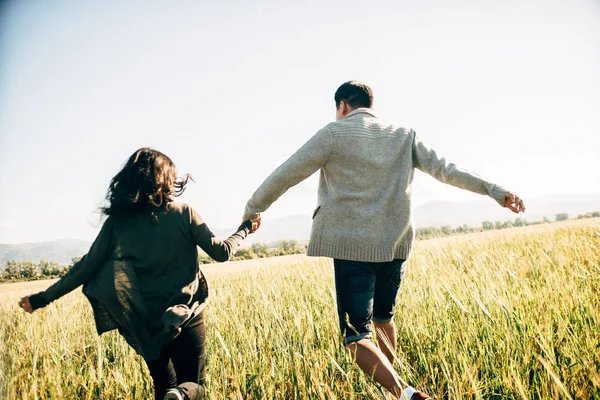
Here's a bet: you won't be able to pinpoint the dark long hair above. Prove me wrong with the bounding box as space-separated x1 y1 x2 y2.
102 148 191 217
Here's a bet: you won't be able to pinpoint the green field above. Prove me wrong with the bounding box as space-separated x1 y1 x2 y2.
1 219 599 399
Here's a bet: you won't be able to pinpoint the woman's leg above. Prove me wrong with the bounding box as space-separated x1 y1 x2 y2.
167 311 207 399
145 349 178 400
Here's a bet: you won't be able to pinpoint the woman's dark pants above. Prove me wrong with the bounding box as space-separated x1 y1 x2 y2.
145 312 206 400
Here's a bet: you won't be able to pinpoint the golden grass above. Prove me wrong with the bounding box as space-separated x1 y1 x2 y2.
1 219 599 399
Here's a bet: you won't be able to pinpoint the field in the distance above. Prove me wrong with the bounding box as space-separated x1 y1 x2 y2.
1 219 599 399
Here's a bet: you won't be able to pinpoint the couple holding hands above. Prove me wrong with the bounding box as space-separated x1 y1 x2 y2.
19 81 524 400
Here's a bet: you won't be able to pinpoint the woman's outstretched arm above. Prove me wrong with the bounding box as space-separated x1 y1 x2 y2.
186 205 259 262
19 217 115 312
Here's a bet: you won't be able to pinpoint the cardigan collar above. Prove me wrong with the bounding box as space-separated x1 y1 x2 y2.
345 108 378 119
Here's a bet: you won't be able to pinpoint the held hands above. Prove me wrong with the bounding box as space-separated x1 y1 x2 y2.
504 192 525 214
19 296 34 313
249 216 261 233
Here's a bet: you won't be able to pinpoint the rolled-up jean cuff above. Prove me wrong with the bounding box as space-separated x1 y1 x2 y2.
344 332 372 345
372 316 394 323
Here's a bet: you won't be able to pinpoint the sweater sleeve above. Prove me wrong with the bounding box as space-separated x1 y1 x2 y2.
411 130 508 206
188 205 250 262
36 217 115 308
242 127 333 221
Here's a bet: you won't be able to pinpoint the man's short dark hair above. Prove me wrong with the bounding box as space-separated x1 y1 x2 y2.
334 81 374 109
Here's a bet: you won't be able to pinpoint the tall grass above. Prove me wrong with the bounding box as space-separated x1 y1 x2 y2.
1 220 599 399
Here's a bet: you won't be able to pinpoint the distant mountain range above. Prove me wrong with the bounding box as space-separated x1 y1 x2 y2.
412 192 600 228
211 215 311 247
0 239 91 266
2 193 598 266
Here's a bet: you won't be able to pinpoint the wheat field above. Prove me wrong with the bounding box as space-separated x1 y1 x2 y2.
1 219 599 399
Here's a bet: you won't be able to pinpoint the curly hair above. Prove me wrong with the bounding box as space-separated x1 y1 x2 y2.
102 148 191 217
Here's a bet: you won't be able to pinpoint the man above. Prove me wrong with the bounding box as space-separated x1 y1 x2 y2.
242 81 525 399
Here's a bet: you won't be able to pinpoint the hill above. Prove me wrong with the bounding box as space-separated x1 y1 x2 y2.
212 215 312 246
0 239 90 266
413 192 600 227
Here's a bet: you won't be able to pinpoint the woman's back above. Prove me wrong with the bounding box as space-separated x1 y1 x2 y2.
111 202 200 302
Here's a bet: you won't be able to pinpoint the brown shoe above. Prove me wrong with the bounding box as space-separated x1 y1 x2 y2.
411 391 432 400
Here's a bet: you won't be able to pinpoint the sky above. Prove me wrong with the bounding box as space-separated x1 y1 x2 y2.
0 0 599 244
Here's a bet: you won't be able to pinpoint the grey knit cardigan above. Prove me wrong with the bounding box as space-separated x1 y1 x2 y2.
243 108 508 262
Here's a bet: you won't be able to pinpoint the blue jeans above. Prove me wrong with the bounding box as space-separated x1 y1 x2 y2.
334 258 406 344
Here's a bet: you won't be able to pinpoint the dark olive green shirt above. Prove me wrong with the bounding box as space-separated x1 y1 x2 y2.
32 202 250 359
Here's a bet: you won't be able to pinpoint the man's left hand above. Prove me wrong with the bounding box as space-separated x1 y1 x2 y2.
504 192 525 214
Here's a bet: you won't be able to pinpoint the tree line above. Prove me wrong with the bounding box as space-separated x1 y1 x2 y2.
0 242 308 281
0 259 75 282
416 211 600 240
198 240 307 264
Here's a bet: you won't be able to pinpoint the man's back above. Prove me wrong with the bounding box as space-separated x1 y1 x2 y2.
321 108 415 212
310 108 418 261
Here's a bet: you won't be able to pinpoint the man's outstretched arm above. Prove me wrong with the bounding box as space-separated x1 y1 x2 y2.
411 130 525 213
242 127 333 221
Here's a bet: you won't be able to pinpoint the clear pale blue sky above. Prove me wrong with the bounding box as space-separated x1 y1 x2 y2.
1 0 599 243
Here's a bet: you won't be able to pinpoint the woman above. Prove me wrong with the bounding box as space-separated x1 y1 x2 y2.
18 148 260 400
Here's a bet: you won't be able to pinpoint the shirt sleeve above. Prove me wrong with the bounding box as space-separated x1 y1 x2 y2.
242 127 333 221
411 129 507 206
37 217 115 307
187 205 250 262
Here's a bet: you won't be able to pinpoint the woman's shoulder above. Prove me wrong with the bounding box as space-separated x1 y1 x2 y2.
166 201 192 214
166 202 202 221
